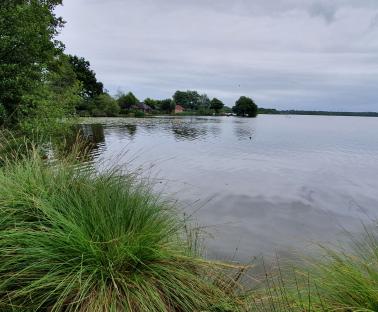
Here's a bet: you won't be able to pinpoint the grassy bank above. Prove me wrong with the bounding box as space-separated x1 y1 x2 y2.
0 148 248 311
260 230 378 311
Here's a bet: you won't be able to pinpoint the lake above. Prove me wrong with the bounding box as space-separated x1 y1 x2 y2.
79 115 378 262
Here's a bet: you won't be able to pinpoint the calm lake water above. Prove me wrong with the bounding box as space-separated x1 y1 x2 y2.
80 115 378 261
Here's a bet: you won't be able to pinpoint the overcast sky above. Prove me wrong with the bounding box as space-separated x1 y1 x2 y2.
56 0 378 111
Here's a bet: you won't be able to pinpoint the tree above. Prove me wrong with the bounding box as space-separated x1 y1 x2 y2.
0 0 64 126
210 98 224 113
223 106 233 114
173 90 201 110
68 55 104 100
90 94 119 117
172 91 188 108
117 92 139 110
232 96 258 117
198 94 211 109
158 99 174 113
19 54 81 136
144 98 158 110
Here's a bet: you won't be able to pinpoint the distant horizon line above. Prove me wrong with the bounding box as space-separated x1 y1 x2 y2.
257 108 378 116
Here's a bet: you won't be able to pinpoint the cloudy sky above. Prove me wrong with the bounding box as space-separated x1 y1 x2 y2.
56 0 378 111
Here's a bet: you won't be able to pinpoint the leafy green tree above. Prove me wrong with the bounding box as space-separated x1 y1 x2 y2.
0 0 64 126
199 94 211 109
210 98 224 113
158 99 174 113
232 96 258 117
173 90 201 110
90 94 119 117
117 92 139 110
68 55 104 100
19 54 81 136
144 98 158 110
172 91 188 108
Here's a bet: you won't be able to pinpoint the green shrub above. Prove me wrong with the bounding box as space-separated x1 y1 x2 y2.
119 108 130 116
90 108 106 117
134 110 145 118
0 152 245 311
89 94 119 117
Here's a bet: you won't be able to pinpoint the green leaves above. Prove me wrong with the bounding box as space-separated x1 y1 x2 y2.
210 98 225 113
117 92 139 110
68 55 104 100
0 0 65 127
233 96 258 117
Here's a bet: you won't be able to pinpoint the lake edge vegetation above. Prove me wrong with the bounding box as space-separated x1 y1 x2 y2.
0 139 251 312
2 136 378 311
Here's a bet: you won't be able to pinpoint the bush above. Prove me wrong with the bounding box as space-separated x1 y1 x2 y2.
0 152 245 311
90 108 107 117
89 94 120 117
119 108 130 116
134 110 145 118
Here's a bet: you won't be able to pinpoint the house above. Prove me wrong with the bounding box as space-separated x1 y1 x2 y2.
138 102 152 112
131 102 152 112
175 104 184 113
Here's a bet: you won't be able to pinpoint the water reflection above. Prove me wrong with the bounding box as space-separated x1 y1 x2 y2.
65 124 106 161
120 124 137 138
170 117 223 141
74 116 378 261
80 124 105 144
171 123 208 141
233 119 255 141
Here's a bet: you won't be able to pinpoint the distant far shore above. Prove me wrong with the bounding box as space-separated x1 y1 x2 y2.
258 108 378 117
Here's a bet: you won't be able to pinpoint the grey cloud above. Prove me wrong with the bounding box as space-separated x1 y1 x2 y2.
56 0 378 111
370 13 378 29
308 2 337 23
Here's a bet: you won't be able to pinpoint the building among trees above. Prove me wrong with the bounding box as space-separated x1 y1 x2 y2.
175 105 184 113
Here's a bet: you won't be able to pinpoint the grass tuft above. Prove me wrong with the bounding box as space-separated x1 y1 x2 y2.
0 150 246 311
248 228 378 312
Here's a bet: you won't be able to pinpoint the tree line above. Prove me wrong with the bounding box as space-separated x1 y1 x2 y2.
0 0 258 138
75 87 258 118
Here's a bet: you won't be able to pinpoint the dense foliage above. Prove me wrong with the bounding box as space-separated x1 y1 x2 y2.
158 98 175 113
232 96 258 117
143 97 158 109
89 93 119 117
173 90 201 110
68 55 104 100
210 98 224 113
0 0 66 129
117 92 139 110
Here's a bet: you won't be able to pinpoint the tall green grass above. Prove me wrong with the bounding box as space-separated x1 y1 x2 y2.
249 228 378 312
0 150 246 311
